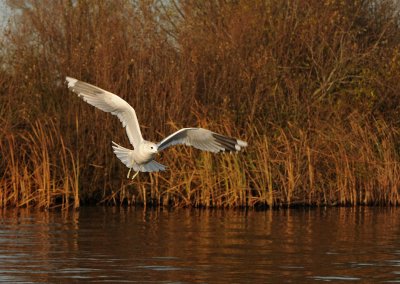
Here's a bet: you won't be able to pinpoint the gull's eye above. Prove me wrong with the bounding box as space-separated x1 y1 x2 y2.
150 146 153 149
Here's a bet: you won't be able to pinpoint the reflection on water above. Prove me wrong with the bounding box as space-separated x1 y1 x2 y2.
0 207 400 282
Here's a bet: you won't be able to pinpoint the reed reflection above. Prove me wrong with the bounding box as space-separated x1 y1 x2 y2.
0 207 399 283
0 209 80 282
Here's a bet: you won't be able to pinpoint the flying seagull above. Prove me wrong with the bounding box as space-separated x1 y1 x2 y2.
66 77 248 179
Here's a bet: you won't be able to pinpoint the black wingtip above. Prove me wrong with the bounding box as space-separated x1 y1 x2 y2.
212 133 243 152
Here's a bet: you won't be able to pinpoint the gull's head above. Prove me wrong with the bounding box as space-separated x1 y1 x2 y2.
143 141 158 154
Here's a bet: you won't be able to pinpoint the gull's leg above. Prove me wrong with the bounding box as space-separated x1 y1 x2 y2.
131 171 139 180
127 168 132 179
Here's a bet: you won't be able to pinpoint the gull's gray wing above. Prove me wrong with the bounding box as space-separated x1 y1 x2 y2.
157 128 248 153
66 77 143 148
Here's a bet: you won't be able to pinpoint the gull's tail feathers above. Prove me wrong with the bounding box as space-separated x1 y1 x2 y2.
111 141 135 169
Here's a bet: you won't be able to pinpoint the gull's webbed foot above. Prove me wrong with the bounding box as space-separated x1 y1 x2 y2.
131 171 139 180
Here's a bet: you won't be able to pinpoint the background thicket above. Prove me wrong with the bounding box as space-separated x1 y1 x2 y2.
1 0 400 209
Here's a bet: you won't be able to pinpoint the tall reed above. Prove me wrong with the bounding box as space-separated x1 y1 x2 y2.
0 119 79 209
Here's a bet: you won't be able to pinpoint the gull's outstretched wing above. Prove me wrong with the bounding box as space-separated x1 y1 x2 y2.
157 128 248 153
66 77 143 148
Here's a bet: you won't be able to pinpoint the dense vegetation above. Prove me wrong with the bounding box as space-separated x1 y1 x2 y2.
1 0 400 209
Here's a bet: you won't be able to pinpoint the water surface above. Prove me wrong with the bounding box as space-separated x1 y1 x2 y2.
1 207 400 283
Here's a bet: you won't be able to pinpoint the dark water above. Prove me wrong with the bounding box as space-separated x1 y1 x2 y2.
1 207 400 283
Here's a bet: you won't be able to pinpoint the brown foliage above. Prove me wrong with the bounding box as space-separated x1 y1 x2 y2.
1 0 400 208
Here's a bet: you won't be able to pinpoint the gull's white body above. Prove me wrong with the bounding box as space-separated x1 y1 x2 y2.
66 77 248 178
112 141 164 173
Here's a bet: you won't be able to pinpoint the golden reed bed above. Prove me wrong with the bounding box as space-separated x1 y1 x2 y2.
1 0 400 209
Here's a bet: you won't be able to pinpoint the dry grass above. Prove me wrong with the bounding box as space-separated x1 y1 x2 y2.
1 0 400 208
0 119 79 209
